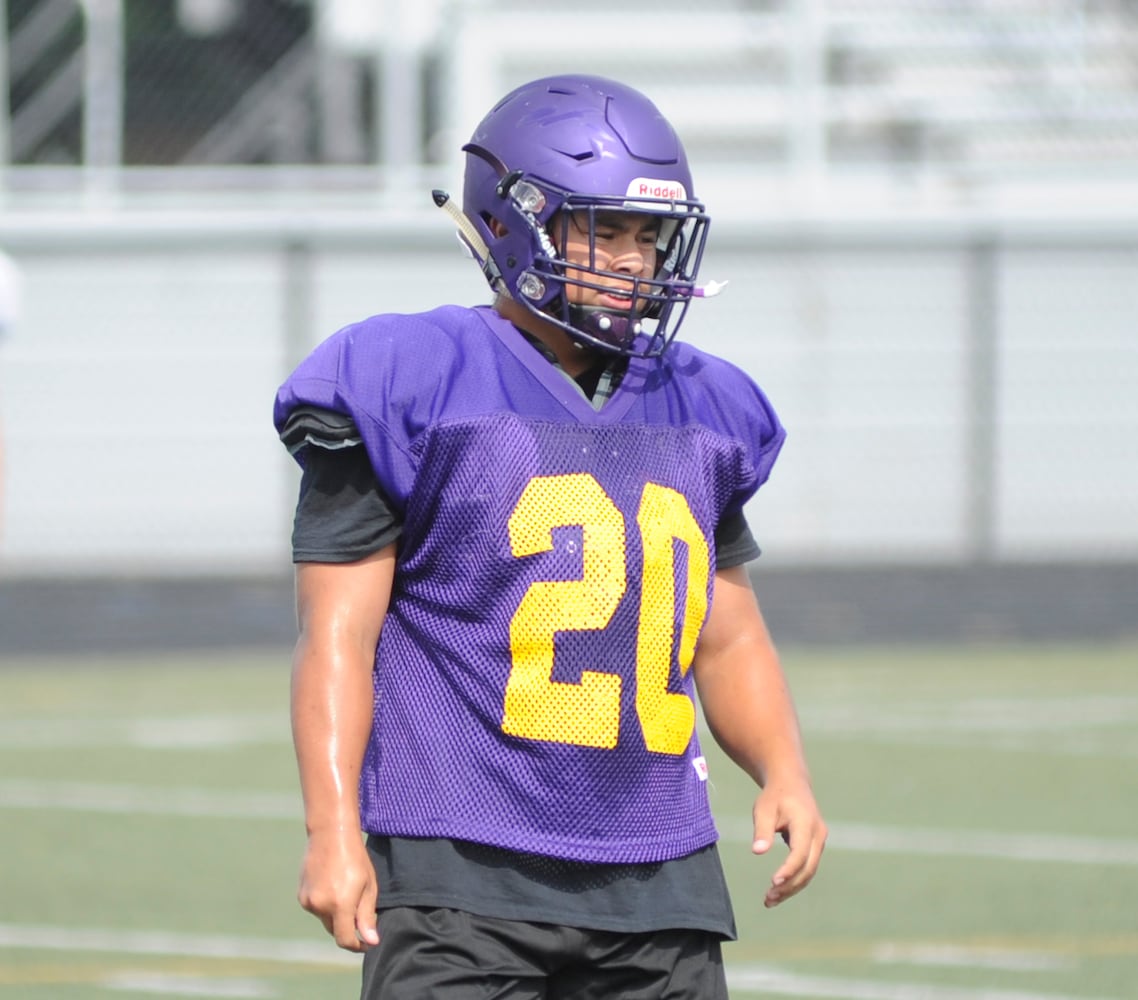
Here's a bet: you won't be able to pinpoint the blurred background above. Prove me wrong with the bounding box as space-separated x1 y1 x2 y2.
0 0 1135 647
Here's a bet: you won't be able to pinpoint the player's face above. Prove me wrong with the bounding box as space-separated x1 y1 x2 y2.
558 210 660 313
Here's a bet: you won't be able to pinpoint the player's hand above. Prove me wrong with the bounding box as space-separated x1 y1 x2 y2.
297 828 380 952
750 780 827 908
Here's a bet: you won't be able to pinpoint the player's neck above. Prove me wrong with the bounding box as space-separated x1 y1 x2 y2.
494 297 600 378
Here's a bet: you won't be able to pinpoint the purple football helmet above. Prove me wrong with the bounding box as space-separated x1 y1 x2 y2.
456 75 713 357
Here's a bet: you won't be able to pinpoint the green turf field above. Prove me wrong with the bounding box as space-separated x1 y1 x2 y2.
1 642 1136 998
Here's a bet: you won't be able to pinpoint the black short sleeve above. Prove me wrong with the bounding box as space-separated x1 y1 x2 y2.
713 509 761 568
290 436 402 563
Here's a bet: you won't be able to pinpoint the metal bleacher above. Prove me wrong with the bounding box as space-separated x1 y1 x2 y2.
4 0 1136 211
440 0 1138 205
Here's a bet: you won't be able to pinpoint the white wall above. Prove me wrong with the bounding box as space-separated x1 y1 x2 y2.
1 212 1135 577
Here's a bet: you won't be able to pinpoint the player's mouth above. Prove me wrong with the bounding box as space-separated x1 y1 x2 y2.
598 288 635 308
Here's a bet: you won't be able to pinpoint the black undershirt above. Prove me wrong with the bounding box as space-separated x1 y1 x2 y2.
291 441 760 568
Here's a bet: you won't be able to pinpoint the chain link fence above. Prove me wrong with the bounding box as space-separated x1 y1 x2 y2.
4 0 1138 191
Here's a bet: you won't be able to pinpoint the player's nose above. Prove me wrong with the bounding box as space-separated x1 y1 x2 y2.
609 239 651 273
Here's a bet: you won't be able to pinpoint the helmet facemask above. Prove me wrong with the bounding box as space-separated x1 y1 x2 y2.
499 174 712 357
452 75 721 357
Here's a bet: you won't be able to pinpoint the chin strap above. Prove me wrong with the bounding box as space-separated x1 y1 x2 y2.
563 274 729 353
564 306 644 352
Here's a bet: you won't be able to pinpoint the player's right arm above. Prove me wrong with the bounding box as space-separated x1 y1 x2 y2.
292 545 396 952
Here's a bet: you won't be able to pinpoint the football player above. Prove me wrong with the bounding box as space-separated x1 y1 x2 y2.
275 74 826 999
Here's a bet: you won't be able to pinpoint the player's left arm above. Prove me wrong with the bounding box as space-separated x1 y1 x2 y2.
692 564 827 908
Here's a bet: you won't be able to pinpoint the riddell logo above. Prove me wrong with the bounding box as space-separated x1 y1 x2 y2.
626 178 687 202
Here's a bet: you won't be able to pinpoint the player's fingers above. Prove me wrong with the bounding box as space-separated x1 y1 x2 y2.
770 829 810 887
331 905 369 952
298 885 330 927
750 795 779 854
766 819 827 907
768 857 814 905
355 880 380 948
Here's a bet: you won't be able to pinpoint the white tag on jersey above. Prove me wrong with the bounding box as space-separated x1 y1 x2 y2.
692 756 709 782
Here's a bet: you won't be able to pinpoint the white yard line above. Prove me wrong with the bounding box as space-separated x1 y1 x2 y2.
2 706 1134 759
102 971 278 998
0 926 1115 1000
0 779 298 820
799 695 1138 757
3 695 1135 753
717 815 1138 866
825 821 1138 867
805 695 1138 736
871 942 1074 972
0 715 287 749
0 924 356 968
5 779 1138 868
0 928 1114 1000
726 965 1119 1000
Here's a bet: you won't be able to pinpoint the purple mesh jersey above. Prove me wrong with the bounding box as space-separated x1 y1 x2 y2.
274 305 785 863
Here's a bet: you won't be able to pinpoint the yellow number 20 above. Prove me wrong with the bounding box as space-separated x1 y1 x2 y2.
504 474 710 755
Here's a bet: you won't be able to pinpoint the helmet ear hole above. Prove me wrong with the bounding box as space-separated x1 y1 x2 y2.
484 215 509 238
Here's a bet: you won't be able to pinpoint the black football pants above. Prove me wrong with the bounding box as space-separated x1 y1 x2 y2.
360 905 729 1000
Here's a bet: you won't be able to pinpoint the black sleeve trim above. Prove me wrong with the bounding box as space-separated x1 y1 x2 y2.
714 509 761 568
280 405 362 455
